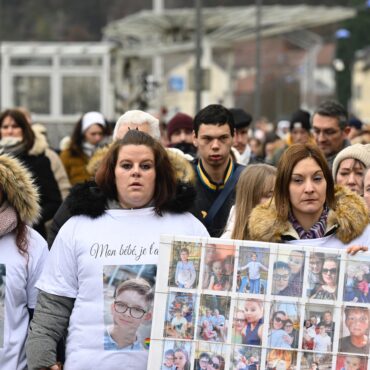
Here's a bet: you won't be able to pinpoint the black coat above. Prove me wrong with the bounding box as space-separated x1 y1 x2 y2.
19 153 62 238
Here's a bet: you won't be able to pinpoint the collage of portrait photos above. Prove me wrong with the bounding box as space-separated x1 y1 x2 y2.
149 235 370 370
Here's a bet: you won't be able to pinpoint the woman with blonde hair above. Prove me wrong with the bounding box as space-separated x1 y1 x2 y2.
222 164 277 239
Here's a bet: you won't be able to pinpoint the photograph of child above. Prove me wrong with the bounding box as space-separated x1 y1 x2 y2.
197 295 230 343
161 340 192 370
266 349 297 370
339 306 370 355
272 249 305 297
194 342 226 370
231 346 260 370
268 303 299 350
103 264 156 351
307 252 324 297
302 305 335 355
336 355 368 370
169 241 201 289
343 257 370 303
237 246 269 294
309 254 340 300
232 299 264 346
203 244 235 292
302 352 333 370
164 292 196 340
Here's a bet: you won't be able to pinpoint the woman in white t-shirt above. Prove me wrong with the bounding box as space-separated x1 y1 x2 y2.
26 130 209 370
0 154 47 369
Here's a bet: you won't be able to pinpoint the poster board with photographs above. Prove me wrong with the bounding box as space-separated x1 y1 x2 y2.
149 235 370 370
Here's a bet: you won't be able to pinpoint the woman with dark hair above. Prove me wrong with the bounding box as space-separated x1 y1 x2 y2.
0 154 47 368
268 311 291 349
60 111 109 185
248 143 369 253
311 257 339 300
26 130 209 370
0 108 62 237
208 354 225 370
174 348 190 370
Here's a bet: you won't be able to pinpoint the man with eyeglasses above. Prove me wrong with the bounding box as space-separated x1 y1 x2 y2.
104 278 154 351
339 306 370 354
312 100 351 169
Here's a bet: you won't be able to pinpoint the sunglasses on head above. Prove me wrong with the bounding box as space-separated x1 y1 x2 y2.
322 268 337 275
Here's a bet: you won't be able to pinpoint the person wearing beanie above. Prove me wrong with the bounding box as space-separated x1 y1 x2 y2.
348 116 363 141
332 143 370 196
364 167 370 214
289 109 313 145
60 111 109 185
167 112 196 156
230 108 253 165
271 109 314 166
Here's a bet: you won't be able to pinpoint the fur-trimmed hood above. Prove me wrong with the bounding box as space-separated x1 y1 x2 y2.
28 124 48 156
0 155 40 225
65 147 197 218
248 185 369 244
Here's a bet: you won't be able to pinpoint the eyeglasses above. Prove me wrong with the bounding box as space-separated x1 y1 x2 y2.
289 258 303 265
347 316 369 324
209 360 220 369
284 324 293 328
309 260 322 266
322 268 337 275
113 301 147 319
273 273 290 281
235 318 245 323
274 317 284 323
313 128 341 137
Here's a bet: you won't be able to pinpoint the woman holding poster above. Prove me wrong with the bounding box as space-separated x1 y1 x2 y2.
248 143 370 254
26 130 209 370
0 155 48 369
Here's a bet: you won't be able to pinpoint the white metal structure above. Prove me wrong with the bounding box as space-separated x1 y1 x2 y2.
1 42 113 123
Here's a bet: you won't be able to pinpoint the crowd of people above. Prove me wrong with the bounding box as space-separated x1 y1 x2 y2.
0 98 368 369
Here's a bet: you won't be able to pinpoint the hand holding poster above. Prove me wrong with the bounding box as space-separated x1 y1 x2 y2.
149 235 370 370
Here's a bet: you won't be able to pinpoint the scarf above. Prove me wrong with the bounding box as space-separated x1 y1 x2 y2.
0 137 26 156
289 205 329 240
82 141 97 158
0 201 18 237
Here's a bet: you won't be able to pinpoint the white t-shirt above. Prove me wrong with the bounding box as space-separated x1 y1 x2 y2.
36 208 208 370
0 228 47 370
313 333 331 352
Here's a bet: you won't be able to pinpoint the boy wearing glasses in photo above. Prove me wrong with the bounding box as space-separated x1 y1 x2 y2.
272 261 294 296
196 352 211 370
104 278 154 351
339 306 370 354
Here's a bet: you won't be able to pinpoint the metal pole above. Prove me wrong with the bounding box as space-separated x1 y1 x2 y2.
195 0 203 113
254 0 262 122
